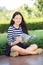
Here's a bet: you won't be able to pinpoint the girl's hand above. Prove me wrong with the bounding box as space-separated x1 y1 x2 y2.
10 36 22 46
16 36 22 43
24 39 28 43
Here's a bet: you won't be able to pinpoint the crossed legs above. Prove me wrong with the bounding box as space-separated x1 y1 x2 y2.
11 44 42 56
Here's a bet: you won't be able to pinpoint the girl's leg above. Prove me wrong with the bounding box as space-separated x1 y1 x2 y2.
11 45 36 55
26 44 38 51
26 44 43 54
11 44 43 55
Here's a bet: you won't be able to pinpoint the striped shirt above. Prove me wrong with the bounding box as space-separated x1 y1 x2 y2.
8 25 23 44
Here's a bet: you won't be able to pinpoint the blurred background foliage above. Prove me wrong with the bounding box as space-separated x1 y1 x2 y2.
0 0 43 32
0 0 43 24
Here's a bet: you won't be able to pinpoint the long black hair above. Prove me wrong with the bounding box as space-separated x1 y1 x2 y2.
10 11 28 34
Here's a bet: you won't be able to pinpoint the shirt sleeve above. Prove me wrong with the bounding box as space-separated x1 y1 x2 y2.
8 26 13 44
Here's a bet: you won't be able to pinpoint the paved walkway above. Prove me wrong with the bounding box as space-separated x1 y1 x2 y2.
0 53 43 65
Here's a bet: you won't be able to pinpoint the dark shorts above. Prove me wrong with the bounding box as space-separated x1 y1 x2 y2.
5 42 30 56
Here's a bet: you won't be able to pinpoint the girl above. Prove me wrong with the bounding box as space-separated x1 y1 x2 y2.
5 12 43 57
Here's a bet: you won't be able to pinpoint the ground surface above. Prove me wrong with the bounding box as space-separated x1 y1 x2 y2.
0 53 43 65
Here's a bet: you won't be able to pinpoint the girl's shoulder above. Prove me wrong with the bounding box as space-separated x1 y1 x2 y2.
8 25 13 30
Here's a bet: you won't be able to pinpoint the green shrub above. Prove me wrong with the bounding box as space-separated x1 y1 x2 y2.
0 24 9 33
27 38 43 48
27 22 43 30
0 43 8 55
0 22 43 33
0 33 8 55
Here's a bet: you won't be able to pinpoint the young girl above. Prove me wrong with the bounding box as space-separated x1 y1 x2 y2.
5 12 43 57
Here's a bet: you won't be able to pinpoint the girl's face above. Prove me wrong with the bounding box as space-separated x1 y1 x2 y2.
13 14 22 25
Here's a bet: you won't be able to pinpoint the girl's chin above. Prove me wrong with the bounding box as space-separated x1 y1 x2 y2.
17 23 21 25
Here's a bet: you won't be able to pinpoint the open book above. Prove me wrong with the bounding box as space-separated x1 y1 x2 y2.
21 33 36 43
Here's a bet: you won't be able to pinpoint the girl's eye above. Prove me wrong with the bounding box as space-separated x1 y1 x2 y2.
16 18 21 19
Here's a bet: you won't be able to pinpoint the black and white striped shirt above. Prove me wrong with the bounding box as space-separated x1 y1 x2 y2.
8 25 23 44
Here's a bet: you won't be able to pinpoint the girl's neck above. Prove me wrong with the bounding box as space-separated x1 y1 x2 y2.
13 24 19 29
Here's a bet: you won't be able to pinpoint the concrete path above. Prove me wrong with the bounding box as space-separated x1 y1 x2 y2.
0 53 43 65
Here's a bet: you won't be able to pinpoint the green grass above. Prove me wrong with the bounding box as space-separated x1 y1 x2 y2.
0 33 8 44
27 30 43 48
0 33 8 55
29 30 43 39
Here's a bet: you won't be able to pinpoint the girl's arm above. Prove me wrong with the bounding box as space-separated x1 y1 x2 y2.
8 26 22 46
10 36 22 46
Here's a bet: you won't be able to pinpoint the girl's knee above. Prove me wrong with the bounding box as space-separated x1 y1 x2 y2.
11 45 19 51
30 44 38 49
11 45 22 52
33 44 38 49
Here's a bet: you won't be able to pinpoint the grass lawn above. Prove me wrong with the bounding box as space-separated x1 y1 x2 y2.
28 30 43 48
29 30 43 39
